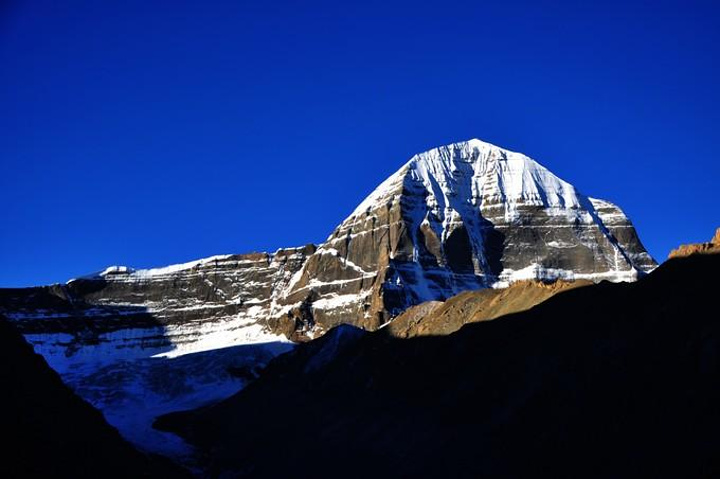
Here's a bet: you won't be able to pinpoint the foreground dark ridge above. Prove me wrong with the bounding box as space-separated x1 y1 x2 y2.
157 254 720 478
0 317 188 478
669 227 720 259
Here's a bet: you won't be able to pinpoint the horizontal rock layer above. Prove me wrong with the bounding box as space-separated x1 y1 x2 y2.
282 139 657 332
0 247 313 369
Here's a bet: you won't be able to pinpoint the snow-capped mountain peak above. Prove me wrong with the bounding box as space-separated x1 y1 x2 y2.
410 139 582 214
293 138 657 330
351 139 583 222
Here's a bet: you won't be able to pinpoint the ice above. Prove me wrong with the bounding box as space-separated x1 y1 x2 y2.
60 340 294 467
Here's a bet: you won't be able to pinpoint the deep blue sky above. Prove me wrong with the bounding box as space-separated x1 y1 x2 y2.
2 0 719 287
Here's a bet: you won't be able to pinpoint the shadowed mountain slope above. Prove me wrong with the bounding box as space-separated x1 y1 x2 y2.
0 316 187 478
158 253 720 478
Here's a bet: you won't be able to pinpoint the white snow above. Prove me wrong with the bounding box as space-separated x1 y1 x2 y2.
349 139 586 229
332 138 651 290
119 254 236 279
311 292 369 311
100 265 135 275
491 262 639 289
58 340 294 467
546 240 577 249
19 298 295 467
404 139 585 225
73 254 238 283
349 164 407 219
152 321 291 359
316 247 375 275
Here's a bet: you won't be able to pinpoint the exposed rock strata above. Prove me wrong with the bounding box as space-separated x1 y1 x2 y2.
0 247 313 369
279 139 656 333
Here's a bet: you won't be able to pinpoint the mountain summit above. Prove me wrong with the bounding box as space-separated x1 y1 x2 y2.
280 139 656 332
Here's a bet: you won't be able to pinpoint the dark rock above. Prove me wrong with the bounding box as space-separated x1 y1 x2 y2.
0 315 188 478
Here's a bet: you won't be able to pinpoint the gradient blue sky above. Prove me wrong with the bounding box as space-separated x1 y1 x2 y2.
2 0 719 287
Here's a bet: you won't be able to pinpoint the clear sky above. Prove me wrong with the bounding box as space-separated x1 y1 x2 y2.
2 0 719 287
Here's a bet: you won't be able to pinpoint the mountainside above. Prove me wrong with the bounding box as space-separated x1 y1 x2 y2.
157 253 720 479
0 138 656 458
387 278 591 338
288 139 656 333
1 248 311 370
0 315 186 478
0 251 301 458
1 139 656 346
669 228 720 258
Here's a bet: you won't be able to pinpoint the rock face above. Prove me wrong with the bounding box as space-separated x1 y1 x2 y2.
157 254 720 479
668 228 720 259
1 248 313 370
280 139 656 333
387 279 591 338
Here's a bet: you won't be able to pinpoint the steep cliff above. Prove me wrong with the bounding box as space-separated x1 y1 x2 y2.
281 139 656 332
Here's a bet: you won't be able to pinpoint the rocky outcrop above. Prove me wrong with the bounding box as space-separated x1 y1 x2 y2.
279 139 657 333
387 279 591 338
0 250 309 459
668 228 720 259
0 247 314 370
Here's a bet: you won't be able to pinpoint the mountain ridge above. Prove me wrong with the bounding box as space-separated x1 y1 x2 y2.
257 137 657 334
669 228 720 259
156 253 720 478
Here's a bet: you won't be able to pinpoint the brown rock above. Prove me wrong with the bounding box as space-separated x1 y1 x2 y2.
668 228 720 259
387 279 590 338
